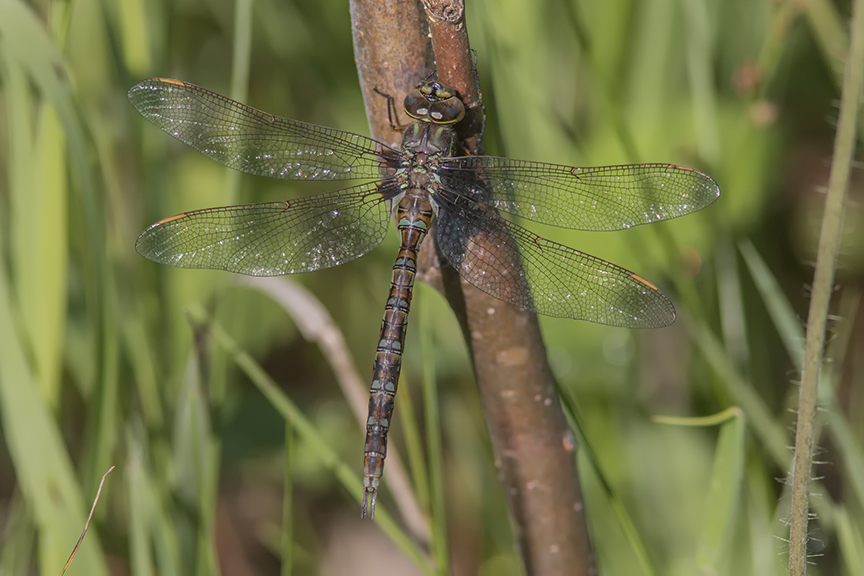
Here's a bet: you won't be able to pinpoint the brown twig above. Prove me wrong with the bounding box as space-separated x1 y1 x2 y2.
420 0 484 152
423 3 594 574
350 1 594 574
350 0 432 145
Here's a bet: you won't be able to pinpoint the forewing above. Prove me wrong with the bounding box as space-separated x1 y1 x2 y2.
136 182 392 276
439 158 719 230
434 190 675 328
128 78 395 181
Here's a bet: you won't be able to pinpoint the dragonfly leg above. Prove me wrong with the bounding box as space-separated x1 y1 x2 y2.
372 87 405 132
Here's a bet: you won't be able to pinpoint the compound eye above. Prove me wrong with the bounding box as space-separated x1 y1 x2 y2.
403 91 430 120
428 97 465 124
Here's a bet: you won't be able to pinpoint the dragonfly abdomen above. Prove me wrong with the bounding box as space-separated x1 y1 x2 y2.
361 192 433 518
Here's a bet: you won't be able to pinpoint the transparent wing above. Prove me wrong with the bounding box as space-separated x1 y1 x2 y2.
439 158 719 231
434 189 675 328
136 182 393 276
128 78 396 181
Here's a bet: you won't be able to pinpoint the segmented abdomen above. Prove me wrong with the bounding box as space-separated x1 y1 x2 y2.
361 192 433 518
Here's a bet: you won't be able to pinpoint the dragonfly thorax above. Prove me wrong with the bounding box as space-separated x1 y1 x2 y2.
403 81 466 125
396 121 453 207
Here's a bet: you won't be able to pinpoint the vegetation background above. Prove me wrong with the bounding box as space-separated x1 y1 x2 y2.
0 0 862 574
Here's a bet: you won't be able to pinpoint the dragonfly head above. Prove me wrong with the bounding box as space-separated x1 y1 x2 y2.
404 81 466 125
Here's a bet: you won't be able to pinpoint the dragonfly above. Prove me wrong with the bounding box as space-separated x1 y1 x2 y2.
129 77 720 518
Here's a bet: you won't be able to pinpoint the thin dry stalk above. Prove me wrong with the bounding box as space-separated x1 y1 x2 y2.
788 0 864 573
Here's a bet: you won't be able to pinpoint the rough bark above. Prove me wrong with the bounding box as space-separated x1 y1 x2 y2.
350 2 594 574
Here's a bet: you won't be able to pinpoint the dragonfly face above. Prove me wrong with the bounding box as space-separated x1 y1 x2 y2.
403 81 466 124
129 77 719 518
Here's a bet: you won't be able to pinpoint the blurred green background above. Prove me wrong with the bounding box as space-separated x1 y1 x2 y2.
1 0 862 575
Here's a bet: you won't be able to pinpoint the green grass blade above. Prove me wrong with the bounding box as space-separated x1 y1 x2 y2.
117 0 152 76
9 91 68 408
652 409 747 571
835 507 864 574
682 0 721 164
715 233 749 371
738 240 805 368
558 390 658 576
0 217 109 576
392 368 431 516
0 495 36 574
0 0 121 495
420 287 450 575
125 424 182 576
695 411 746 572
170 345 219 576
126 428 156 576
281 423 295 576
689 320 790 468
185 303 433 575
